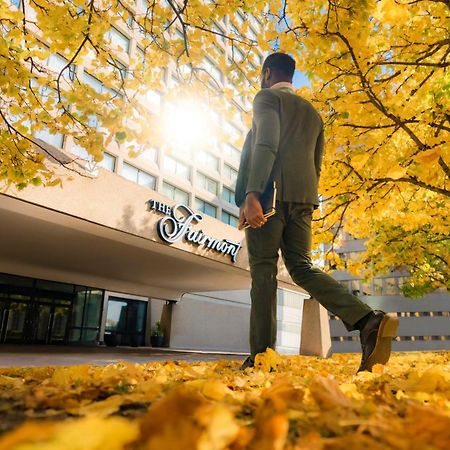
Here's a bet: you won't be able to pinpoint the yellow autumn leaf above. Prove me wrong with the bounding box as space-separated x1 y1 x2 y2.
350 153 371 171
413 148 442 165
385 164 407 179
70 395 125 418
201 379 232 401
254 347 283 372
308 376 352 410
0 417 138 450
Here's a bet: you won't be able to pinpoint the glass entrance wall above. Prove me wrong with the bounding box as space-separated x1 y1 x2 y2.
69 288 103 343
105 297 147 346
0 273 104 345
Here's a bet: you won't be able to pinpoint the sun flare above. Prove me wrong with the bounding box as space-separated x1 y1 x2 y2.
162 100 215 153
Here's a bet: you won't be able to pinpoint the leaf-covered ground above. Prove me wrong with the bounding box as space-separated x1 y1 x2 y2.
0 350 449 450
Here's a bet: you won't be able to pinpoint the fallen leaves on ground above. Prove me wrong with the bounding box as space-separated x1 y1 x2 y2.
0 350 449 449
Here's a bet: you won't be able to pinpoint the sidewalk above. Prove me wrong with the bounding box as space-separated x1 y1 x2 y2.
0 345 246 368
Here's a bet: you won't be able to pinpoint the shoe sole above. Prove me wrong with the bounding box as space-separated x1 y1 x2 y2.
364 313 399 372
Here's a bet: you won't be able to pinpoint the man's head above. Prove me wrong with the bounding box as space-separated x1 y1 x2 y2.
260 52 296 88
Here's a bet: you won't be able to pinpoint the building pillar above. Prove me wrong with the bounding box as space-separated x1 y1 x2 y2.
300 298 332 358
160 301 175 347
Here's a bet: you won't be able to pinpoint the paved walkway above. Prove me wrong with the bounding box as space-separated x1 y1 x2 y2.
0 345 246 368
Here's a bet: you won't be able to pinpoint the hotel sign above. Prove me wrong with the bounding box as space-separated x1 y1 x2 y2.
146 200 241 263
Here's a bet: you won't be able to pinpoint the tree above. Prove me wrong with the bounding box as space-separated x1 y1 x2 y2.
270 0 449 296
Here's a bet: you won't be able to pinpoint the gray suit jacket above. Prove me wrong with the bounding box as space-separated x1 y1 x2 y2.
235 86 324 208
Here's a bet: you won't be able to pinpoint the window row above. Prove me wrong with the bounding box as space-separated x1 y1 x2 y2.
339 277 412 296
79 153 238 226
70 149 238 206
332 335 450 342
330 311 450 320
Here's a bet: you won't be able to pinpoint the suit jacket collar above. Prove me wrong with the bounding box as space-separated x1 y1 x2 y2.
270 81 295 91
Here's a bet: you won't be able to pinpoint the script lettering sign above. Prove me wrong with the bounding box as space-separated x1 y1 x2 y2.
146 199 241 263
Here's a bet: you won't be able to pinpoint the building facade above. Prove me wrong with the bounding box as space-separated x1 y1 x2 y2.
330 234 450 352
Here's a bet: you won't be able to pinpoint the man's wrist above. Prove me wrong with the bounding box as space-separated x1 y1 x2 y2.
246 191 260 200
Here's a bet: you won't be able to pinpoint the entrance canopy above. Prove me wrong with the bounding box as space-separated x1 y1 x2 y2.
0 172 301 300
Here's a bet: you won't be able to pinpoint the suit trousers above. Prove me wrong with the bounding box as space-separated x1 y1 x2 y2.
245 201 373 358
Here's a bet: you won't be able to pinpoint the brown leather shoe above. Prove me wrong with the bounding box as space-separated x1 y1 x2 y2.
357 310 399 373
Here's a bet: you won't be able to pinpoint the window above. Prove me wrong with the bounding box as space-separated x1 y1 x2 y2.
122 162 156 189
248 14 262 30
223 143 240 161
384 277 399 296
222 186 235 203
196 172 218 195
339 280 351 292
163 155 190 180
139 0 149 11
212 23 226 44
47 54 75 80
135 46 146 70
224 121 241 143
373 278 383 295
174 27 185 40
247 26 258 42
195 198 217 218
118 7 133 28
72 146 116 172
140 147 157 163
162 182 189 204
203 57 223 85
232 47 246 63
98 152 116 172
105 27 131 54
35 129 64 148
224 164 238 182
10 0 21 8
221 211 238 227
197 151 219 171
83 72 105 94
113 60 128 80
360 280 373 296
70 287 103 344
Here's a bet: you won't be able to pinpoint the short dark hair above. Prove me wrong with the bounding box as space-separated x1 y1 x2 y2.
262 53 296 79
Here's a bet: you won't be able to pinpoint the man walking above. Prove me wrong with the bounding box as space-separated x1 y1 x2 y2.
235 52 399 372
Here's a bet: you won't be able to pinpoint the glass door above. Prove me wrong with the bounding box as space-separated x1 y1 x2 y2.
105 298 147 346
27 303 52 344
4 298 29 343
0 293 8 342
49 304 71 343
33 295 72 344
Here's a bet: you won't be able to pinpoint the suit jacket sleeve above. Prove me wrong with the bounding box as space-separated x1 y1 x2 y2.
235 130 252 207
245 89 280 194
314 123 324 180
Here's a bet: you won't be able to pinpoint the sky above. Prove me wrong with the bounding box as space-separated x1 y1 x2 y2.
293 70 310 88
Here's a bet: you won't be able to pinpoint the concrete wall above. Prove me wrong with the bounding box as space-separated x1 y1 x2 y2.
151 288 308 354
168 290 251 353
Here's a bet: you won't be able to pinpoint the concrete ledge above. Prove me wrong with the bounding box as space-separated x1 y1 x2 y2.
300 298 332 358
